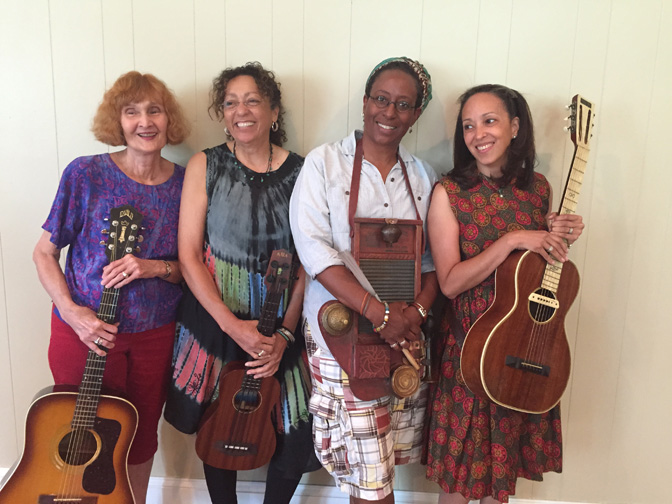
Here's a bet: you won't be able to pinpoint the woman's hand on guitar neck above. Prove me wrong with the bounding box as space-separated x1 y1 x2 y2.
228 319 276 361
510 229 569 264
61 304 118 356
245 334 287 378
547 212 584 246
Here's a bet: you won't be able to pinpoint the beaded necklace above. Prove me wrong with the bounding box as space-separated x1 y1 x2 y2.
233 141 273 174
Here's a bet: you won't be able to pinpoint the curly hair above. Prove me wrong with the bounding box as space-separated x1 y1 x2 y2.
91 71 190 146
450 84 536 191
208 62 287 146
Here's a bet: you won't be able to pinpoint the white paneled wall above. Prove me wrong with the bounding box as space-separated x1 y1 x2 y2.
1 1 670 503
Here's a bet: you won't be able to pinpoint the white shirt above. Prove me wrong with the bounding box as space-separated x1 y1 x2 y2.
290 130 438 351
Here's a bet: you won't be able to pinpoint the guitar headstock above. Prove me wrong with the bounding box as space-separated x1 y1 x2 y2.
565 94 595 150
264 249 293 295
102 205 144 263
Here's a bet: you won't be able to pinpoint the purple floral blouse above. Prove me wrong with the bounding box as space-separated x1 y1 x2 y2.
43 153 184 333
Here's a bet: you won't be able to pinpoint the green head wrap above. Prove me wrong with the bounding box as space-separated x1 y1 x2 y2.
365 57 433 111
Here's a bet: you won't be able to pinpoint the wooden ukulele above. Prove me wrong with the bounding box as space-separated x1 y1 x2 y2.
461 95 595 414
0 205 143 503
195 250 292 470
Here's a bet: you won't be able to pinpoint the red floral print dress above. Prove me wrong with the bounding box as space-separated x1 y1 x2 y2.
426 173 562 503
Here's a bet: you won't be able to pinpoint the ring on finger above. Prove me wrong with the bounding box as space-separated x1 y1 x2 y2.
390 342 399 349
547 245 554 253
122 271 128 278
257 349 265 358
569 227 574 235
95 337 102 345
400 339 410 349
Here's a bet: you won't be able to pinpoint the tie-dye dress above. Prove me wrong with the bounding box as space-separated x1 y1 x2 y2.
426 172 563 503
164 143 318 477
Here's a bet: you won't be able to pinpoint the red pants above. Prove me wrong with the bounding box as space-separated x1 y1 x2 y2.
49 309 175 464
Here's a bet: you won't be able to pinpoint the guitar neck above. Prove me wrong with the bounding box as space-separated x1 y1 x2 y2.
257 294 283 338
72 287 118 428
541 144 589 294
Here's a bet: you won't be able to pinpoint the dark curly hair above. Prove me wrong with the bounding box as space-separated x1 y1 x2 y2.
208 62 287 146
451 84 536 190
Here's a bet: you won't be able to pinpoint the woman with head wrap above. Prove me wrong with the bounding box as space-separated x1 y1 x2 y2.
290 57 439 503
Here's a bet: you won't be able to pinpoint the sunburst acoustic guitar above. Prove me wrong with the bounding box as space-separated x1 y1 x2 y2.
195 249 292 471
0 204 143 503
460 95 595 414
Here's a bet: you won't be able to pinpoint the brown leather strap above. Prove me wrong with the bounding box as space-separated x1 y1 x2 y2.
348 136 422 238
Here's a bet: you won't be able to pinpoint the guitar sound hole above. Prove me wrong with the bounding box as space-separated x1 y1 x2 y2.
528 288 556 323
58 428 98 466
233 389 261 413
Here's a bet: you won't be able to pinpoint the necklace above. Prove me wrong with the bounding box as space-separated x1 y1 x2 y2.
481 173 504 197
233 141 273 174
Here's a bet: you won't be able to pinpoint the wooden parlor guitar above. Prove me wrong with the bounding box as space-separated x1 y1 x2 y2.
195 250 291 470
0 205 143 503
460 95 595 414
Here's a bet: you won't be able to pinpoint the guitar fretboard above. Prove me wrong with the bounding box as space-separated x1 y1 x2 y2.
541 144 589 294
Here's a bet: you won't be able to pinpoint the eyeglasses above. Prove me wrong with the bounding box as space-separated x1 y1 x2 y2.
222 97 263 111
367 95 416 113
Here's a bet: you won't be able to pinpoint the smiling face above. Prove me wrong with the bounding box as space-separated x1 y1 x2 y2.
120 99 168 154
460 92 520 177
362 69 421 149
222 75 278 147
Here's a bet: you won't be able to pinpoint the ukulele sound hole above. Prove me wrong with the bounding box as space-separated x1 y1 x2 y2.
233 389 262 413
527 288 558 323
58 428 99 466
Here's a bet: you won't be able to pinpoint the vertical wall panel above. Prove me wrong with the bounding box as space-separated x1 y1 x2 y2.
603 1 669 501
191 0 228 154
0 0 60 464
50 0 107 167
272 0 305 155
419 0 480 173
225 0 273 67
563 1 662 502
101 0 135 90
303 2 351 149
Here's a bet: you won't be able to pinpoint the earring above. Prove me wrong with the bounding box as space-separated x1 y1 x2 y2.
362 112 365 121
224 127 231 137
409 127 413 134
271 121 279 132
512 135 517 139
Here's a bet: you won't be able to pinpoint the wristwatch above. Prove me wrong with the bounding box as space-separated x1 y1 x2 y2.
162 260 172 280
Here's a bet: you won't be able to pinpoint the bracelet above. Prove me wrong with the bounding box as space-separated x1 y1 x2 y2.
372 301 390 333
359 292 371 316
161 260 172 280
275 326 295 344
411 301 428 322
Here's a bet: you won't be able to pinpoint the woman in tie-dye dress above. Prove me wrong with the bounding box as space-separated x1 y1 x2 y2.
164 62 319 504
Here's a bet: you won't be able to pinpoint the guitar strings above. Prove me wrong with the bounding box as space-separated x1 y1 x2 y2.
224 283 284 460
59 230 119 500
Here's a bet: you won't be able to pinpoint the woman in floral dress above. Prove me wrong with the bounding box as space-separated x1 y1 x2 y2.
425 84 585 503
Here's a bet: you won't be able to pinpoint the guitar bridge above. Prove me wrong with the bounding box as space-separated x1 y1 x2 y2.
213 441 259 457
505 355 550 377
39 497 98 503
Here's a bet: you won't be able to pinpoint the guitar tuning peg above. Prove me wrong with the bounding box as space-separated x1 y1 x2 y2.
101 229 109 234
563 125 572 132
99 240 106 245
137 235 144 243
135 247 141 253
103 217 109 221
141 226 147 231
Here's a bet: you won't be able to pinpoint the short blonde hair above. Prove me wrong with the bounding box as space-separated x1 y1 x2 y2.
91 71 190 146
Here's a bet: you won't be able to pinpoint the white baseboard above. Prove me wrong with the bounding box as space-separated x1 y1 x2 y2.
147 476 590 504
1 468 592 504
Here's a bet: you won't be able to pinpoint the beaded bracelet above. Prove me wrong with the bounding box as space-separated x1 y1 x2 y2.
275 326 295 344
410 301 428 322
372 301 390 333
